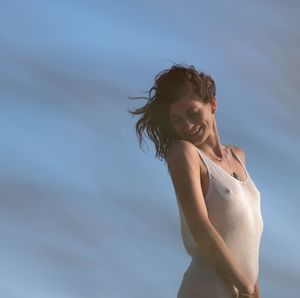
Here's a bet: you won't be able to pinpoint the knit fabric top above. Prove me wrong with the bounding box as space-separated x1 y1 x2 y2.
176 146 264 297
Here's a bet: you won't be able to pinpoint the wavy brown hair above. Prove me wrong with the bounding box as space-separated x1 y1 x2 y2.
128 63 216 161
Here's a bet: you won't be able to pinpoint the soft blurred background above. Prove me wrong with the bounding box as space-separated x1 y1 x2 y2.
1 1 299 297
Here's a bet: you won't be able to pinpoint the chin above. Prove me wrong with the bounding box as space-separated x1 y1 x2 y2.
192 138 204 146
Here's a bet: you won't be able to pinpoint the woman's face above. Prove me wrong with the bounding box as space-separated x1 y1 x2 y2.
168 94 215 144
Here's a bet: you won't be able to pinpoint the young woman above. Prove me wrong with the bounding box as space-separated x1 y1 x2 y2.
129 63 264 298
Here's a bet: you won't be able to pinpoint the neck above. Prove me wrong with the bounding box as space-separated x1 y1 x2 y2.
197 143 226 161
195 117 225 160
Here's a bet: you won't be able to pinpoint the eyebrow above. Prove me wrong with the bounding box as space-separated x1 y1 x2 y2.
170 106 198 117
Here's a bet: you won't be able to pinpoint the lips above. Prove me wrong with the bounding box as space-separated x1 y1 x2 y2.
187 125 203 138
191 126 201 135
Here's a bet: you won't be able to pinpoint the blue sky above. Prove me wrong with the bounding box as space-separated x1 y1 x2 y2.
0 1 300 297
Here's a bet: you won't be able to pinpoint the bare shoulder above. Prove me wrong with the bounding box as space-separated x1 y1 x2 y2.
166 139 199 166
227 144 246 166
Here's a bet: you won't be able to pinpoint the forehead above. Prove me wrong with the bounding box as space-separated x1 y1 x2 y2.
169 94 206 114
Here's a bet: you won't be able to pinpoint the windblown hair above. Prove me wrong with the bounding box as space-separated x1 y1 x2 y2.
128 63 216 161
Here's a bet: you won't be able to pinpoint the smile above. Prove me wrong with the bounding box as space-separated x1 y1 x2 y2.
189 126 203 137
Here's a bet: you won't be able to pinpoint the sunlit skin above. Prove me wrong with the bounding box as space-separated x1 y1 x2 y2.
168 93 261 297
168 93 227 160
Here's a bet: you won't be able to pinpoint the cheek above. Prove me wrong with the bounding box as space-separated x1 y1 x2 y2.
172 124 181 133
169 121 180 134
171 124 185 137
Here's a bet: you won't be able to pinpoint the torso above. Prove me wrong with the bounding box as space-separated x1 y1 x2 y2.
176 144 264 295
199 145 247 197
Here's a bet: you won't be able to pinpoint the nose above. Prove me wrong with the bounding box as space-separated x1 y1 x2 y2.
182 119 194 132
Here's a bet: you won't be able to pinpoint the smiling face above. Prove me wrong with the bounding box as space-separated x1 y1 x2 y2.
168 94 216 145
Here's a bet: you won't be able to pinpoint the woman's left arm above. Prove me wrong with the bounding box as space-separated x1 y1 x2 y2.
254 280 261 298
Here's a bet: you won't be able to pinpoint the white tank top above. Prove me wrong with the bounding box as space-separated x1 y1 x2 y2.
176 146 264 288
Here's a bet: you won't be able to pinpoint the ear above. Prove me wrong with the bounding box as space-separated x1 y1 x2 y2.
210 96 217 113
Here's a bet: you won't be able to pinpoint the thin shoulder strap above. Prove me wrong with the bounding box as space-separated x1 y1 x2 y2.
227 145 244 165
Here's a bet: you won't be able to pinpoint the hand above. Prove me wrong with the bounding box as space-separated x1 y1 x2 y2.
238 294 257 298
238 285 257 298
238 290 257 298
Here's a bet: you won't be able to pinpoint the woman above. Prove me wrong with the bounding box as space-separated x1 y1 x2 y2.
129 63 264 298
